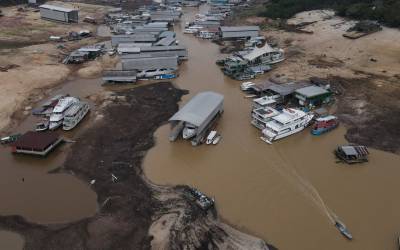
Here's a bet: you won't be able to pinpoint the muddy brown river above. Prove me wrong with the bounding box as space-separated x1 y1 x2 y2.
1 5 400 250
144 5 400 250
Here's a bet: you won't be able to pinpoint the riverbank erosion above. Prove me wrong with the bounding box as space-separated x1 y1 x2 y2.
0 82 272 250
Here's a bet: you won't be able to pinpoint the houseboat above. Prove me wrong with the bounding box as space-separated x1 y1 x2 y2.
261 108 314 144
252 96 277 110
11 131 62 156
311 115 339 135
62 101 90 131
49 97 79 130
335 145 369 164
251 107 280 130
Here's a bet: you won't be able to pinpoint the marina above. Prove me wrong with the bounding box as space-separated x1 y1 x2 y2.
0 1 400 250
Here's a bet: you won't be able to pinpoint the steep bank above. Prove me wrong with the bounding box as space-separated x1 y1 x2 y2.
0 82 272 249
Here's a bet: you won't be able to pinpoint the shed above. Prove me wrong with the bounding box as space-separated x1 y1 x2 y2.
39 4 78 23
294 85 332 107
219 26 260 39
122 56 178 71
12 131 62 156
169 91 224 143
261 82 311 103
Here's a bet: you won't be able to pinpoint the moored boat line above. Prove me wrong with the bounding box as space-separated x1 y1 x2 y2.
63 101 90 131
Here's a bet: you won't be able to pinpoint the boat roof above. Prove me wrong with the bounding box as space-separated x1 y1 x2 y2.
254 107 280 117
12 131 60 151
316 115 337 122
53 97 79 113
272 108 306 124
340 145 369 156
254 96 276 105
65 102 87 116
242 44 275 61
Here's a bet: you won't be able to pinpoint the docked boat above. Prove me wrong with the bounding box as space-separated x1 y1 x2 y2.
252 96 277 110
240 81 255 91
261 108 314 144
35 120 49 132
335 220 353 240
311 115 339 135
251 107 280 130
335 145 369 164
49 97 79 130
212 135 221 145
206 130 217 145
0 134 21 145
182 123 197 139
62 101 90 131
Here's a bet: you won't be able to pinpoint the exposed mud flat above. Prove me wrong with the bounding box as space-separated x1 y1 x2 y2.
0 82 272 249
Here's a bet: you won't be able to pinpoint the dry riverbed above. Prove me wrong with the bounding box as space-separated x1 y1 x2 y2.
241 9 400 153
0 1 117 133
0 82 273 250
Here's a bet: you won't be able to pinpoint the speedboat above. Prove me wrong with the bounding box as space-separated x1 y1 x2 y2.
206 130 217 145
240 81 255 91
182 123 197 139
212 135 221 145
335 220 353 240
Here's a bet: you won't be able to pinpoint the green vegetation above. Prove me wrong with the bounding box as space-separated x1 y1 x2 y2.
260 0 400 27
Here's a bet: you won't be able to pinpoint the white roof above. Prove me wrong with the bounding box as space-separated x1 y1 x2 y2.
53 97 79 113
254 96 276 106
169 92 223 127
243 44 274 61
65 102 88 116
272 108 306 124
316 115 337 122
40 4 76 13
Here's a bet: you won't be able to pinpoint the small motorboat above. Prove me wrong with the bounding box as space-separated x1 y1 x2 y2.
240 81 255 91
182 124 197 139
212 135 221 145
35 120 49 132
335 220 353 240
0 133 21 145
206 130 217 145
311 115 339 135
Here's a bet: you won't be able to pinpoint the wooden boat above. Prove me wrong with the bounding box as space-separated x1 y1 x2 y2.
311 115 339 135
335 145 369 164
335 220 353 240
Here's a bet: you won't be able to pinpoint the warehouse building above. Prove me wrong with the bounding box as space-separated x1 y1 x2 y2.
219 26 260 40
39 4 78 23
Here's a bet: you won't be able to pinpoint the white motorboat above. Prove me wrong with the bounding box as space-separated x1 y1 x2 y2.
212 135 221 145
49 96 79 130
182 123 197 139
63 101 90 131
206 130 217 145
240 81 255 91
261 108 314 144
335 220 353 240
251 107 280 130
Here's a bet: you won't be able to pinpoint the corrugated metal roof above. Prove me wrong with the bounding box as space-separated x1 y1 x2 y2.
220 26 260 32
13 131 60 151
160 31 176 38
295 85 330 98
267 82 311 96
169 92 224 126
154 37 176 46
39 4 76 13
121 50 186 59
122 56 178 70
221 31 259 38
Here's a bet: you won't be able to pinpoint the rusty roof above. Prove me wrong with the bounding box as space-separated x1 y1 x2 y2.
13 131 60 151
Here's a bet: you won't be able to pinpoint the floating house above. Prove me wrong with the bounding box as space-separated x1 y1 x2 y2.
120 45 188 60
219 26 260 40
39 4 78 23
169 91 224 146
294 85 332 108
111 34 158 46
121 56 178 71
11 131 63 156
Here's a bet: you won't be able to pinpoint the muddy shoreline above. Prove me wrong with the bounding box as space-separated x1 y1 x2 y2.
0 82 273 249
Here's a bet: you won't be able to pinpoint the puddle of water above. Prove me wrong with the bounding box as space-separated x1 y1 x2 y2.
0 231 24 250
144 5 400 250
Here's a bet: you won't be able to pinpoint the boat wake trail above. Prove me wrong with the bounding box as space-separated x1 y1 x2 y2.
262 145 336 224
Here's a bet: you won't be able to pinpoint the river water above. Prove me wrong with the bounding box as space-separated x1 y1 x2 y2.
144 5 400 250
